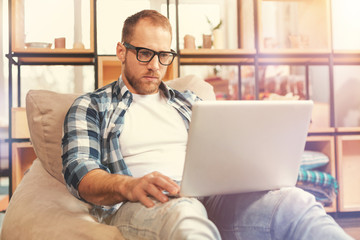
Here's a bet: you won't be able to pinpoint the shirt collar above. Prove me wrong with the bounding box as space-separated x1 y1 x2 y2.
118 76 131 99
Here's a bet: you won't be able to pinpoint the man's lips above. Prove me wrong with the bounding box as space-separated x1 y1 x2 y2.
142 75 160 81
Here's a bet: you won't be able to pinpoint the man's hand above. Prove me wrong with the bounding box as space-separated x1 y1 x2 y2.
123 171 180 207
78 169 180 208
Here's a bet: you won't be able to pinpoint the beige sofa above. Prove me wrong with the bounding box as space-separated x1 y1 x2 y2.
0 75 215 240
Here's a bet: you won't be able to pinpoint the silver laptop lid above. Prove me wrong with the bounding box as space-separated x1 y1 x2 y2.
180 100 313 197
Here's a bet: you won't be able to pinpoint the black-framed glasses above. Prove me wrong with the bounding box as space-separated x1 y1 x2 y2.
123 42 177 66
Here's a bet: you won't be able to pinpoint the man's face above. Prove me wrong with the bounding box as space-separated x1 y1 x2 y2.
119 19 172 95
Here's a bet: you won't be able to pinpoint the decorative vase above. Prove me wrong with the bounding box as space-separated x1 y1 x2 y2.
212 29 224 49
184 35 196 49
202 34 212 49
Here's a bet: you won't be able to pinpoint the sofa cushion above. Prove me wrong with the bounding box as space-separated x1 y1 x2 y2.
300 150 330 170
25 75 215 184
166 74 216 101
26 90 80 184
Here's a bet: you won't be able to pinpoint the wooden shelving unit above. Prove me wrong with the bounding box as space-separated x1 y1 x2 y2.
256 0 332 52
336 135 360 212
176 0 360 213
97 56 121 88
180 49 256 64
11 108 29 139
6 0 97 197
6 0 360 214
10 0 95 53
7 0 181 196
305 136 337 212
11 142 36 193
9 107 33 193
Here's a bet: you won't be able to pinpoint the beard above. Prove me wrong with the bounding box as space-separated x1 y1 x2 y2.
123 61 163 95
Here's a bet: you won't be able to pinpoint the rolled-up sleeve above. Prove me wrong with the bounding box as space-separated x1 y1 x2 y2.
62 95 109 200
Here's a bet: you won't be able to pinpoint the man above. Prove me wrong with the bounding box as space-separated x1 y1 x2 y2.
62 9 353 239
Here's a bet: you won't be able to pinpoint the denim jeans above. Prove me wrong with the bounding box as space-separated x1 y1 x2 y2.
110 197 220 239
110 187 353 240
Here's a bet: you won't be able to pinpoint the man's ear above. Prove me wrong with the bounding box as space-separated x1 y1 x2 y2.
116 42 126 63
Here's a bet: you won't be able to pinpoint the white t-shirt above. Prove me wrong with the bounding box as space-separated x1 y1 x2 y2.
119 91 188 180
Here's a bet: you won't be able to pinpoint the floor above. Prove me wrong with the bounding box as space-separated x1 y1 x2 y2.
333 213 360 239
0 208 359 238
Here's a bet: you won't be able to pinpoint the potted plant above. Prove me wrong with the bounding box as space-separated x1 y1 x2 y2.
205 17 223 49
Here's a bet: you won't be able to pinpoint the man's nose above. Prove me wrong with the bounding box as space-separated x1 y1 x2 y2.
147 54 160 71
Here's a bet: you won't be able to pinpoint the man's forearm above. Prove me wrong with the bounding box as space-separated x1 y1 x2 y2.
78 169 130 206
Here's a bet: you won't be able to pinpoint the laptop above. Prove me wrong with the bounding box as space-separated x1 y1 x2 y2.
178 100 313 197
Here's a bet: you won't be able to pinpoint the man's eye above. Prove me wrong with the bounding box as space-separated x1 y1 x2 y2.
159 53 171 59
139 50 153 59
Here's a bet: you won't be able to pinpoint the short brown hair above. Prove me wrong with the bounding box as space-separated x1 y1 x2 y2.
121 9 172 43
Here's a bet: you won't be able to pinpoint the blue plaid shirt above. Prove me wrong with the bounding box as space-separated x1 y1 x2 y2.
61 76 200 218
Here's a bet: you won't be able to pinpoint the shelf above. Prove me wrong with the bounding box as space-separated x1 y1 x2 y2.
179 49 334 65
259 49 331 55
12 48 94 54
180 49 256 56
305 136 336 179
308 102 331 132
11 141 37 193
11 0 94 53
180 49 256 64
308 128 335 134
333 50 360 55
11 108 29 139
258 50 331 65
179 49 360 66
336 127 360 133
336 135 360 212
16 58 94 64
305 135 337 212
97 56 121 88
333 50 360 65
257 0 331 51
9 50 95 64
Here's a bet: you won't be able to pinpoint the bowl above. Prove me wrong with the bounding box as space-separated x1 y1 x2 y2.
25 42 52 49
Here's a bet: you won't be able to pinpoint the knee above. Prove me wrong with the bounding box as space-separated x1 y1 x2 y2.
281 187 320 210
273 188 349 239
272 187 327 230
163 198 221 239
166 198 208 220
